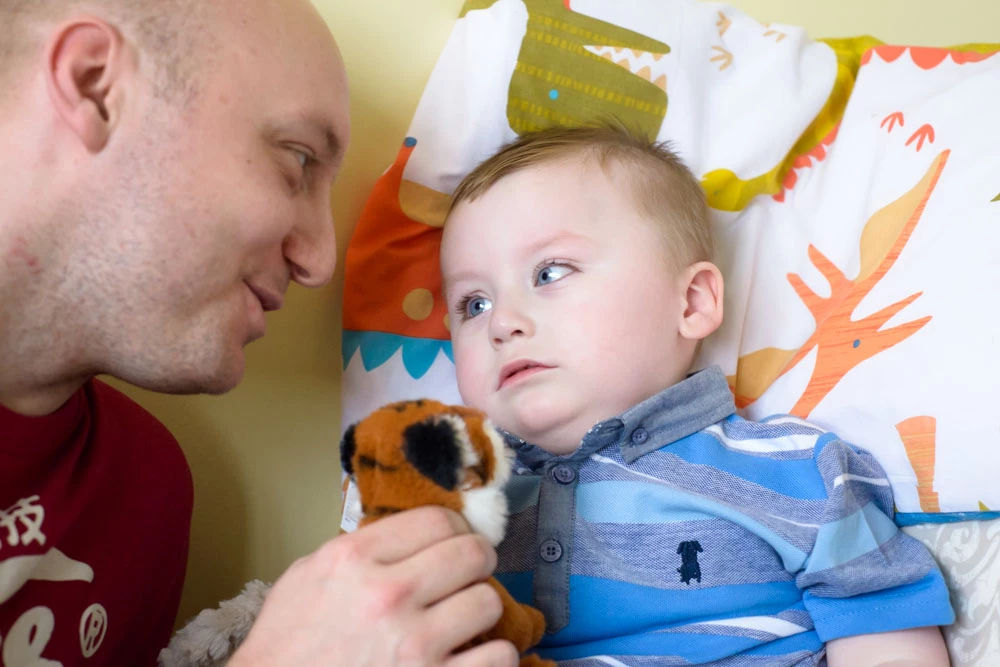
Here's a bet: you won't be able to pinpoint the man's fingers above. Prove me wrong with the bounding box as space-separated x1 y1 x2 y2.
342 506 471 564
445 639 519 667
388 531 498 607
397 581 505 663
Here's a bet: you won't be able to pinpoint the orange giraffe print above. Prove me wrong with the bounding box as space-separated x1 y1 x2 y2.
895 417 940 512
783 150 948 416
729 150 950 416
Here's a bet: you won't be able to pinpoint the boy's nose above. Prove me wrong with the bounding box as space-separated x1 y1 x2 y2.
489 303 534 347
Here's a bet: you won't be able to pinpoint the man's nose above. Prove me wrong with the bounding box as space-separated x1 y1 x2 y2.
489 300 535 347
284 196 337 288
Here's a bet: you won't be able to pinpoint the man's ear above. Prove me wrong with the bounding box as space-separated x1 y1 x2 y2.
678 261 724 341
45 18 128 152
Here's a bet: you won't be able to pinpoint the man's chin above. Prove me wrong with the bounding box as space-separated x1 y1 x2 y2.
117 355 246 396
188 360 245 395
193 372 243 395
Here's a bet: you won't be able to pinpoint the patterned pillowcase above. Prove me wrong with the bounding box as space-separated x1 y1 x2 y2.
903 519 1000 666
342 0 1000 523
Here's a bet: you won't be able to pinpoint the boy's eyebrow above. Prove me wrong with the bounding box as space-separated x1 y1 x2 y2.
442 231 595 286
523 230 596 256
441 268 475 285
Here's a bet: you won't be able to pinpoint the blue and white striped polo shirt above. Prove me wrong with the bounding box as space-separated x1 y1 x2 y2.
496 366 954 666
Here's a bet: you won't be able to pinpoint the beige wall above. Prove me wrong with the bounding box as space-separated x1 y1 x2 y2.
106 0 997 627
725 0 998 45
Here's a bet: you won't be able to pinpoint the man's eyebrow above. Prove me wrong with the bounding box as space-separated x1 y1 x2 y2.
321 125 343 162
269 116 344 162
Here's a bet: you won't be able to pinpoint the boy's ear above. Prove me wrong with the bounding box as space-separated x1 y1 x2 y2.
678 261 724 341
45 17 128 152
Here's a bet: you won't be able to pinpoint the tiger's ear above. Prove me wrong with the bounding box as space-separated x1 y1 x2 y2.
339 423 357 476
403 417 462 490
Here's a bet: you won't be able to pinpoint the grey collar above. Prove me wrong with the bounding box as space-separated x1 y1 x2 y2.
503 365 737 468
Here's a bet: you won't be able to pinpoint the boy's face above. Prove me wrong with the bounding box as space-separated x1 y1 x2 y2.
441 158 699 455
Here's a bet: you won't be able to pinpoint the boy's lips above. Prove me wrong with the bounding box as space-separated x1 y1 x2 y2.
498 359 554 389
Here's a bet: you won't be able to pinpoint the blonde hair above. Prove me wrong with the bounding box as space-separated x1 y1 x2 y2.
449 123 714 269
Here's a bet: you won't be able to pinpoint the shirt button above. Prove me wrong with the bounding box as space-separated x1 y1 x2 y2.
630 427 649 444
551 465 576 484
539 539 563 563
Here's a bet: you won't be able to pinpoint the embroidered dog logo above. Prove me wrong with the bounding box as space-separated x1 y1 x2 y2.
676 540 703 584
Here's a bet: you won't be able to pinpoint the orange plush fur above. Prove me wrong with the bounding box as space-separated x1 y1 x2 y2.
340 399 554 666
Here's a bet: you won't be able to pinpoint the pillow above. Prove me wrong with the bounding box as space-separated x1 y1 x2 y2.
903 518 1000 664
341 0 1000 525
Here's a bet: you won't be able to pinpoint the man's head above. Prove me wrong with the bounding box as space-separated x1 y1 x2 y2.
0 0 210 97
0 0 350 413
440 125 723 454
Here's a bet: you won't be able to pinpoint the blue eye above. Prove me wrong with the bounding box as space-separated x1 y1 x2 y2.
535 264 572 286
460 295 492 320
285 144 314 170
293 149 310 168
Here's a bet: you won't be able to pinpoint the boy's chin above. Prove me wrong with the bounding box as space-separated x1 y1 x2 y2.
504 407 590 455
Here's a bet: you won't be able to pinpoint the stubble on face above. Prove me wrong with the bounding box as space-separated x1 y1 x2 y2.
73 0 349 396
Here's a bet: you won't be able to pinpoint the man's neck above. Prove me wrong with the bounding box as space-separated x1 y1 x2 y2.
0 379 87 417
0 302 90 416
0 228 91 416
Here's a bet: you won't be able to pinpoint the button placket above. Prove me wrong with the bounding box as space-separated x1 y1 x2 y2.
539 539 562 562
532 463 577 633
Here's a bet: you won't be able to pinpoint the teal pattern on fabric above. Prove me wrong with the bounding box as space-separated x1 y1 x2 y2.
342 330 453 378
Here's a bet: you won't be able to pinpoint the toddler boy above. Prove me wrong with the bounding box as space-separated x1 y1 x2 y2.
439 125 954 665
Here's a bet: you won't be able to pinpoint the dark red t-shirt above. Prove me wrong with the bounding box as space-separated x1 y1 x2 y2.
0 379 193 665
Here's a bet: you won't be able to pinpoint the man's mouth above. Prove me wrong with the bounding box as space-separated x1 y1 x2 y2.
246 282 284 312
498 360 553 389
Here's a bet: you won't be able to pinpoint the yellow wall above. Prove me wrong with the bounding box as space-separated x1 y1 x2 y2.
724 0 998 46
106 0 997 627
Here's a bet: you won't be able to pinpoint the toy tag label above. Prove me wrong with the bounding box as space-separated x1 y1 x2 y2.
339 475 362 533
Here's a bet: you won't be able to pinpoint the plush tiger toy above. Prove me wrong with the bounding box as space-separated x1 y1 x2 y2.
341 399 553 667
159 399 552 666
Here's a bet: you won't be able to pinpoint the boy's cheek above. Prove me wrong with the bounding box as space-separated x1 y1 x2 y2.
452 349 481 401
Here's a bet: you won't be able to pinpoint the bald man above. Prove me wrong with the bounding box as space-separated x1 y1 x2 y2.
0 1 515 664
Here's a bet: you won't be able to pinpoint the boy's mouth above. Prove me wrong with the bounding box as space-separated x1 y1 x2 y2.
498 360 554 389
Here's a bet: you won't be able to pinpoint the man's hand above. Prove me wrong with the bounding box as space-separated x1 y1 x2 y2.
229 506 519 666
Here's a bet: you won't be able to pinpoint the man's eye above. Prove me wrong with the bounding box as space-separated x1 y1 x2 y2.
535 264 573 286
458 295 492 320
293 149 309 168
